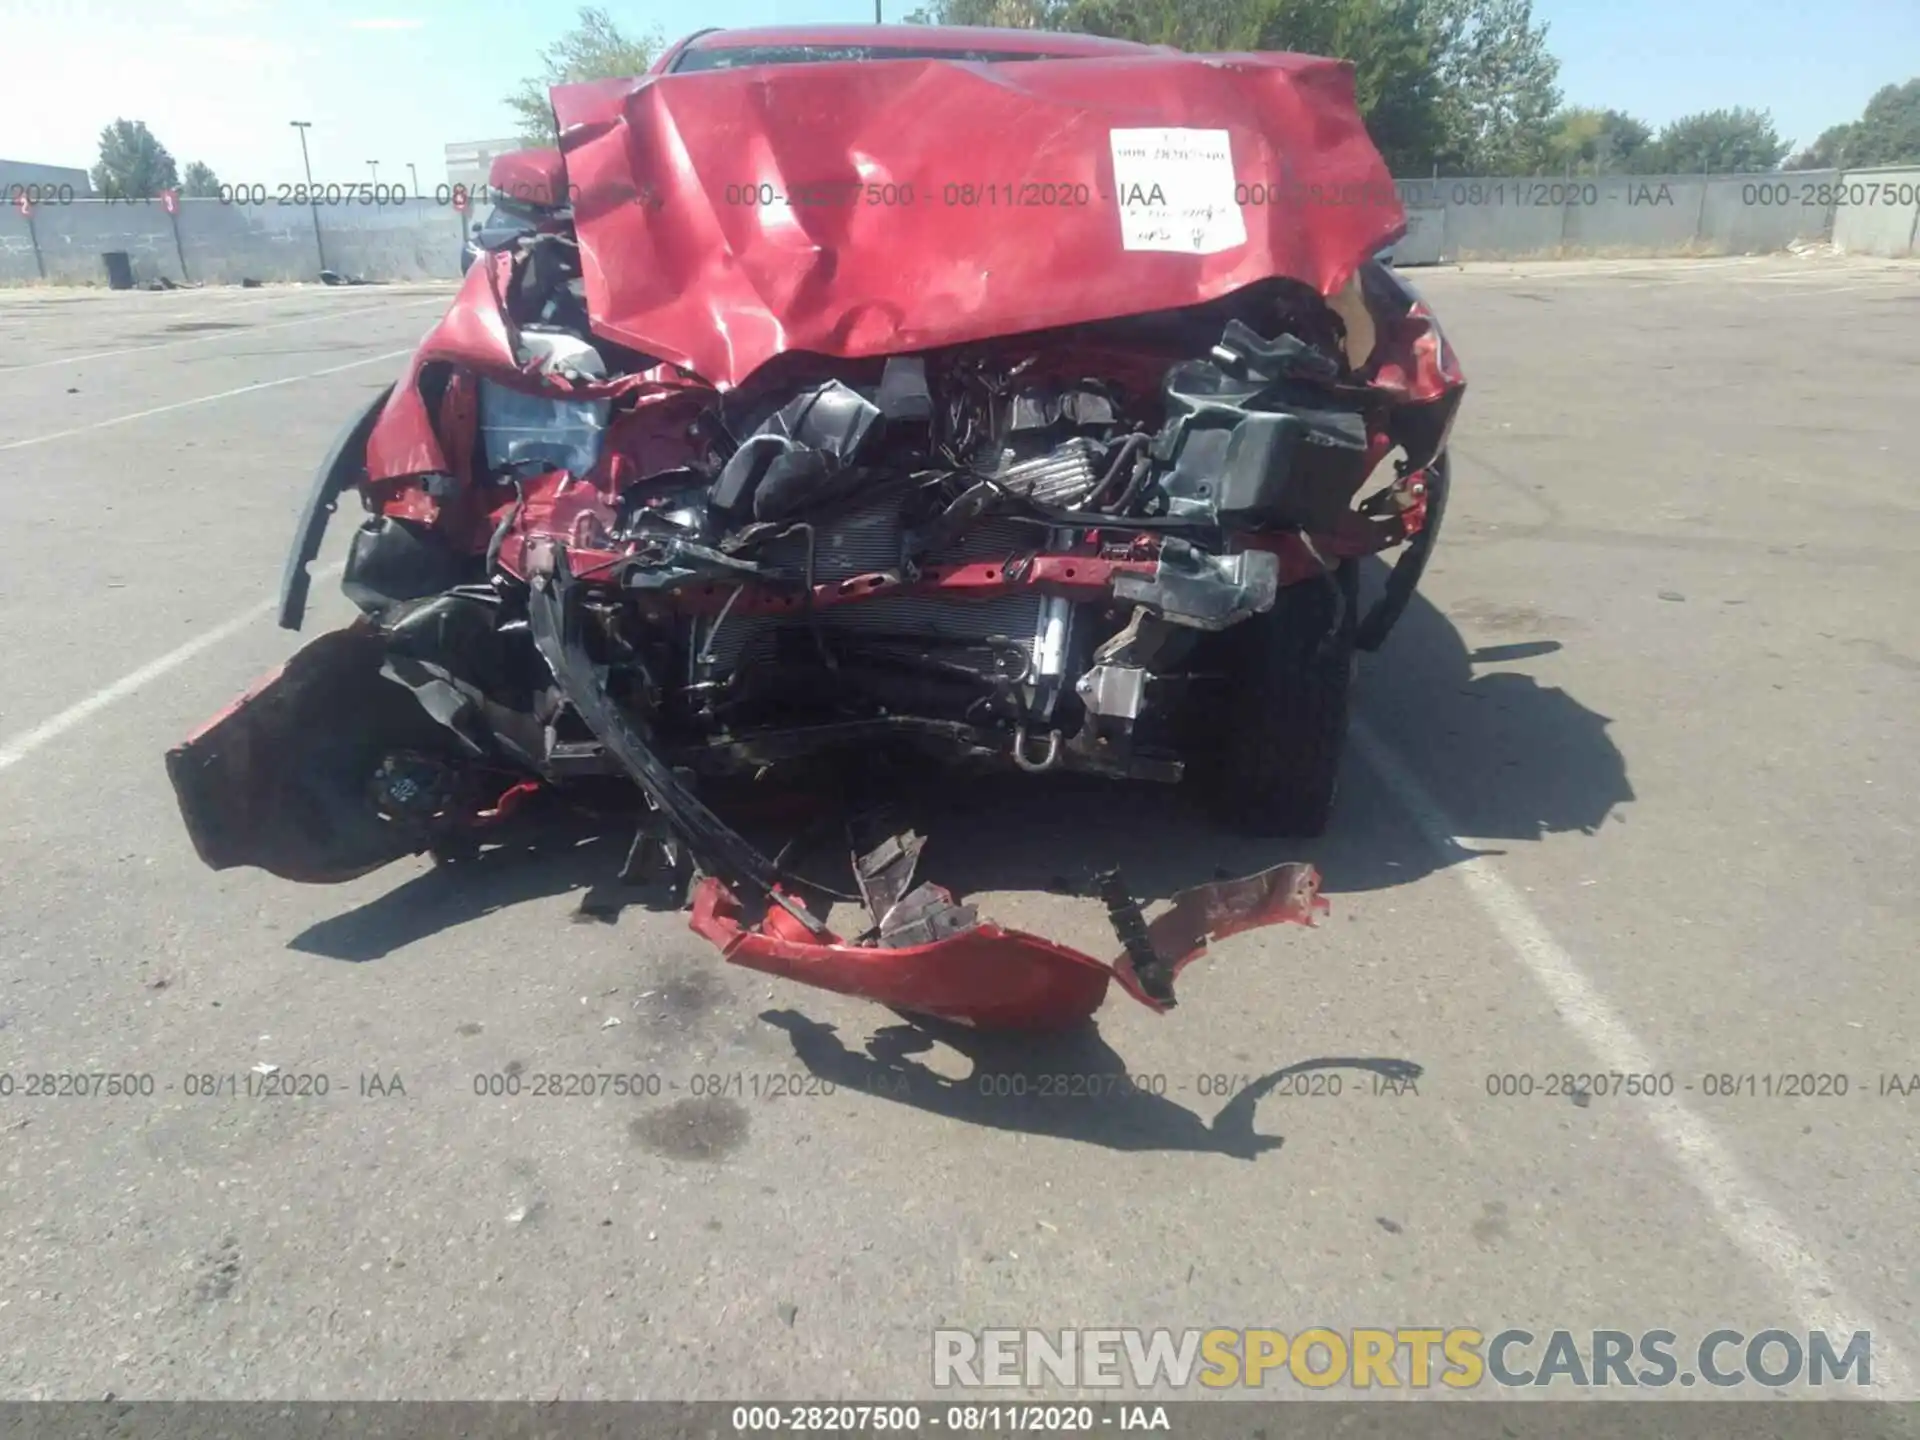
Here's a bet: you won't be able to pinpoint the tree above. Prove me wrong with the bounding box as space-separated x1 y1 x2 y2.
1785 124 1850 171
507 6 662 146
1786 77 1920 170
1539 106 1651 174
1037 0 1449 171
1421 0 1560 173
91 119 180 200
1846 78 1920 166
1636 106 1787 174
907 0 1556 175
1294 0 1449 174
905 0 1066 22
181 161 222 198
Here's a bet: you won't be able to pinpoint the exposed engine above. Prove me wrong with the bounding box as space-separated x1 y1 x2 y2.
336 231 1435 803
165 42 1468 1029
662 367 1165 760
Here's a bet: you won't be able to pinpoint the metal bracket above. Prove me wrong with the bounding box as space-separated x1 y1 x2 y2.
1012 726 1063 773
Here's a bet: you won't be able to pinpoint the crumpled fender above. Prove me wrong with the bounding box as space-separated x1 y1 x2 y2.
691 862 1326 1030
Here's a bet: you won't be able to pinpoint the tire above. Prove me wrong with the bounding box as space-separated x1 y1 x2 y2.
1203 565 1357 838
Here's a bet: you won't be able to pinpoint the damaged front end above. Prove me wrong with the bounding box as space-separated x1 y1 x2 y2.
167 38 1461 1028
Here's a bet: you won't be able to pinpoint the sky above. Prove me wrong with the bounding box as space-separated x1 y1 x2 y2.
2 0 1915 188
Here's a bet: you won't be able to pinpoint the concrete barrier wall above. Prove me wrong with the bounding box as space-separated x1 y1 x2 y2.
1561 176 1707 252
1699 174 1837 253
1428 177 1572 258
1 197 469 285
317 199 468 281
1394 171 1845 262
0 207 39 283
1831 166 1920 258
179 201 329 283
4 166 1913 284
16 200 182 284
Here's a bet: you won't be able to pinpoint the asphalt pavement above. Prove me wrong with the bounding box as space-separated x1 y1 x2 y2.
0 257 1916 1401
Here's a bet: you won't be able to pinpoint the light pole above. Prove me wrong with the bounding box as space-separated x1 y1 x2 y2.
289 120 327 273
367 160 380 185
406 162 419 199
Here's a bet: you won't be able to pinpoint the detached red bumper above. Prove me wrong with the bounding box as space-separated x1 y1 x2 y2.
690 861 1326 1030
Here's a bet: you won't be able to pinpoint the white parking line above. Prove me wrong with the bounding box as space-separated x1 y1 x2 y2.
1753 284 1877 298
0 348 411 452
0 297 445 373
0 564 343 774
1352 718 1914 1394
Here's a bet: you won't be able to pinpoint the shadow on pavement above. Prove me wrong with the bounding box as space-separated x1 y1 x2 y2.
286 832 628 962
762 1007 1422 1159
289 565 1631 959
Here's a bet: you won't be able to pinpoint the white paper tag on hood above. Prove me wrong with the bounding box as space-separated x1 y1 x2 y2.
1109 128 1247 255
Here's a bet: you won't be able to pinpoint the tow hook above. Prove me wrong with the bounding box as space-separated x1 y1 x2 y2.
1012 726 1063 773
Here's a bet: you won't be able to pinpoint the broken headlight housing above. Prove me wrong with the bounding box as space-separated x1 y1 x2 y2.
477 379 610 478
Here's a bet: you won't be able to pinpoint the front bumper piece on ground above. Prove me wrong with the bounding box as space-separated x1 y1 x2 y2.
691 860 1325 1031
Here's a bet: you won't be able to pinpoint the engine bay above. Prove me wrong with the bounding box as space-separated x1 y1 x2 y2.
322 231 1450 802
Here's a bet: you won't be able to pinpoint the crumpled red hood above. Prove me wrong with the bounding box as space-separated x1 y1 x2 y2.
552 52 1405 389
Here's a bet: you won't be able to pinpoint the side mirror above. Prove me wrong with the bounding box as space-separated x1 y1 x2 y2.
487 148 573 211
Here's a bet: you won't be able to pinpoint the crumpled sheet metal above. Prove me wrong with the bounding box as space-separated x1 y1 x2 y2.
690 861 1326 1030
552 52 1405 388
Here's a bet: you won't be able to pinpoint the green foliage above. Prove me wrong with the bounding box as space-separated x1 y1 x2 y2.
1420 0 1560 173
906 0 1554 175
507 6 662 147
1063 0 1259 48
904 0 1069 22
1256 0 1447 175
181 161 222 198
1538 106 1651 174
1635 106 1787 174
1849 78 1920 165
1785 125 1850 171
1786 78 1920 170
90 119 180 200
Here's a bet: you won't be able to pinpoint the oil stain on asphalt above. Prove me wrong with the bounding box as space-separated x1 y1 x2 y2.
194 1236 242 1301
1471 1200 1511 1248
630 1097 750 1161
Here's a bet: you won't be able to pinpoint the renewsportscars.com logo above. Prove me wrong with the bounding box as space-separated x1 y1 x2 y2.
932 1328 1875 1391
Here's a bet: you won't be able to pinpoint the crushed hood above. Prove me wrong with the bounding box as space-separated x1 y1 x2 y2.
552 52 1406 389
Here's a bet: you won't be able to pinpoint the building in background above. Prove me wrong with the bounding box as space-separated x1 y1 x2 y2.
0 159 93 197
443 139 525 198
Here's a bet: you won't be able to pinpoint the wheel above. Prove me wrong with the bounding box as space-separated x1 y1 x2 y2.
1202 564 1357 838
